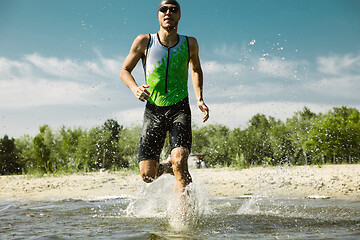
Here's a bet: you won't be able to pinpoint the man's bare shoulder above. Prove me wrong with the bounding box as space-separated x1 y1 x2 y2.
187 36 199 54
133 34 150 49
187 36 198 45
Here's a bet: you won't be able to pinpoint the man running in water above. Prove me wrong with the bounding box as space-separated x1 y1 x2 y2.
120 0 209 195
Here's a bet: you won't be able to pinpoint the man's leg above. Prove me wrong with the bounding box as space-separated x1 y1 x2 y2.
171 147 192 193
138 103 169 183
171 147 193 219
139 159 175 183
139 160 159 183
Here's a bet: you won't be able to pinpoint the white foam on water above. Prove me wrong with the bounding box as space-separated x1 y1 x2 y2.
125 174 210 230
77 195 133 202
125 175 175 218
167 181 209 231
306 195 330 199
237 195 273 215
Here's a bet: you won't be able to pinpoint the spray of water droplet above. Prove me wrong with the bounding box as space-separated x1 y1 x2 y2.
125 175 210 231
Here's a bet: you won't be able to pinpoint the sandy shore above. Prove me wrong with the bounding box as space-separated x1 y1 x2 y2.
0 165 359 200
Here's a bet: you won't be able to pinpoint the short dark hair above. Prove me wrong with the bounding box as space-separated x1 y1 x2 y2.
158 0 181 12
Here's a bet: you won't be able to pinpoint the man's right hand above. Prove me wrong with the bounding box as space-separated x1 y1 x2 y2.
133 85 150 102
120 34 150 103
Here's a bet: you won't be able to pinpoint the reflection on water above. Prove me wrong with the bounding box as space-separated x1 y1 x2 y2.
1 176 359 239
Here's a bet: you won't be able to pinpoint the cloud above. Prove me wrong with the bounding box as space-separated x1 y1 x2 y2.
0 53 126 108
201 57 309 103
203 46 360 104
257 57 302 79
0 57 33 77
24 53 123 81
310 53 360 99
317 54 360 76
113 107 144 127
0 78 98 108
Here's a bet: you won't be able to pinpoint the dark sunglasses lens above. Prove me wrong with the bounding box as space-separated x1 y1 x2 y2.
170 7 178 13
159 7 178 13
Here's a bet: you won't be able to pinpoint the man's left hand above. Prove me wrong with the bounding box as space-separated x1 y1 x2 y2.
198 101 209 123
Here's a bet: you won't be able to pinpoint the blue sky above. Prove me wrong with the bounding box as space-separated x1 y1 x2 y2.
1 0 360 138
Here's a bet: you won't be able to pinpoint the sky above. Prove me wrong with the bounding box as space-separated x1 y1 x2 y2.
1 0 360 138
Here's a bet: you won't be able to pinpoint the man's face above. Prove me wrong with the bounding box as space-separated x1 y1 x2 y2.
158 4 180 29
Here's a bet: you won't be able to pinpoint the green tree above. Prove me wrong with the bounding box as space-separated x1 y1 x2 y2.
32 125 53 173
193 124 231 167
73 129 94 172
15 135 34 173
58 127 85 172
118 126 142 169
306 107 360 164
241 114 273 165
192 124 210 156
103 119 123 142
268 118 294 165
229 128 248 168
0 135 22 175
102 119 128 169
31 125 66 173
286 107 316 165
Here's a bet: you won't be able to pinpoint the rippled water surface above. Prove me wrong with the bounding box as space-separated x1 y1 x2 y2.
1 176 359 239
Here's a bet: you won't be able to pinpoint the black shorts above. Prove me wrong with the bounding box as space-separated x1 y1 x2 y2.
138 97 192 162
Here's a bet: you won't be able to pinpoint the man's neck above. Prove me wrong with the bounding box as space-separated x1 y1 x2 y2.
158 28 178 47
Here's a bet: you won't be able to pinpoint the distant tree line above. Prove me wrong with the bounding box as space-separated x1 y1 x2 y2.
1 119 140 175
1 106 359 175
192 106 360 168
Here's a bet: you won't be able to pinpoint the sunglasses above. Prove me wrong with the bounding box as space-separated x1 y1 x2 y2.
159 6 179 13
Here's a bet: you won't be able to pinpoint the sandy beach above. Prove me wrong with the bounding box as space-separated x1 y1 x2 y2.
1 165 359 200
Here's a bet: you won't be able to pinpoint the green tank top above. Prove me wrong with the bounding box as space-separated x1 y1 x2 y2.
144 33 190 106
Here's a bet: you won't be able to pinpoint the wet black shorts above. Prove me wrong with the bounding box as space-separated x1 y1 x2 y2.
138 97 192 162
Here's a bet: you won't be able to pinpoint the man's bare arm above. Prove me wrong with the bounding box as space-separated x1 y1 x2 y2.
120 34 150 102
188 37 209 122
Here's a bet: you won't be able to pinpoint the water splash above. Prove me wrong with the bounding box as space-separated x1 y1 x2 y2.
167 181 210 231
125 175 210 230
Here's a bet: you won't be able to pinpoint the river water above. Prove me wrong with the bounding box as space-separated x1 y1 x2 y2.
1 176 359 239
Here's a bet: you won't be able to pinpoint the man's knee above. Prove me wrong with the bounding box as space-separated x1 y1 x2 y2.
171 147 189 169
